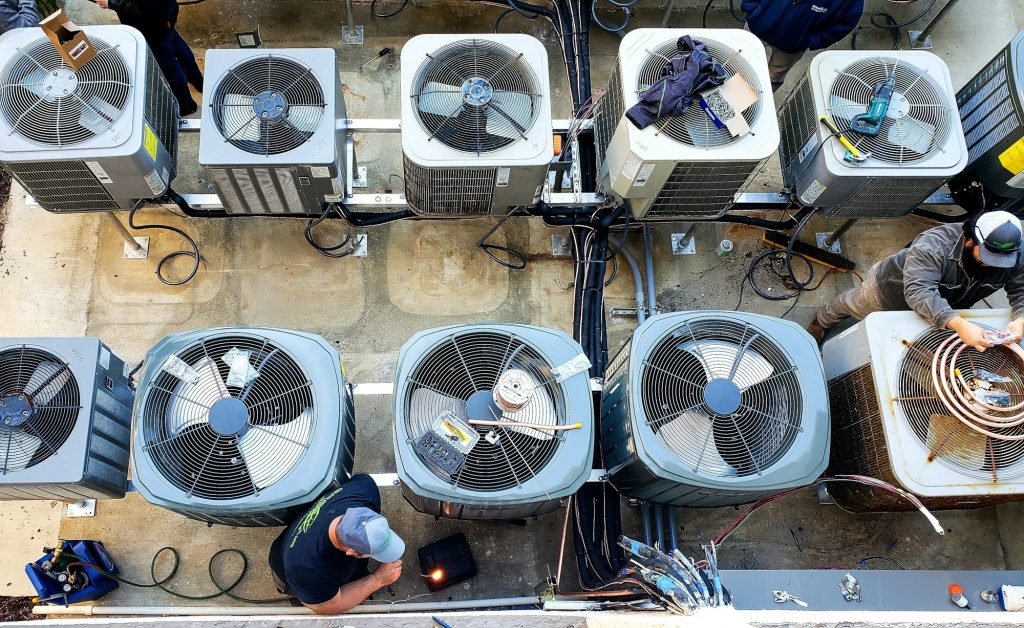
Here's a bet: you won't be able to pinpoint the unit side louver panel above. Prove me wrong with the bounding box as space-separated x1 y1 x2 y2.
779 77 816 171
643 160 762 219
828 176 949 219
144 46 179 164
393 324 593 520
402 160 496 216
132 328 354 526
594 62 625 169
0 338 133 501
6 161 119 212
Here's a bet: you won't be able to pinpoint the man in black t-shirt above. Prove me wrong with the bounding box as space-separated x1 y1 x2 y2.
268 474 405 614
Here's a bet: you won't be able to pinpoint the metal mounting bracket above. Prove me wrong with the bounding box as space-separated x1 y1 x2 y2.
66 499 96 518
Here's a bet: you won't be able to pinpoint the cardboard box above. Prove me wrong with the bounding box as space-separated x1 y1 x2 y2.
698 74 759 137
39 10 96 71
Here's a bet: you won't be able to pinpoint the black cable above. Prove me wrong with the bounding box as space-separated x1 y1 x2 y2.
591 0 630 33
728 0 743 22
304 204 354 259
857 555 907 570
66 547 293 604
852 0 938 50
476 207 528 270
370 0 410 18
602 212 630 262
128 198 202 287
701 0 714 27
176 0 206 5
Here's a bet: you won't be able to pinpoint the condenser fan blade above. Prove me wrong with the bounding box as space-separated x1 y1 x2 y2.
78 95 121 136
485 90 532 139
26 361 70 407
2 430 43 473
168 357 224 434
409 388 467 439
221 94 260 141
683 341 773 390
887 115 936 155
21 68 49 100
417 81 464 116
286 106 321 133
237 407 312 489
659 409 736 476
828 95 867 119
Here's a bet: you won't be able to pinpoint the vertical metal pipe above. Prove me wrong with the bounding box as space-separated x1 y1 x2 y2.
643 225 658 317
344 0 356 30
640 501 652 545
823 218 858 248
667 507 678 553
913 0 964 45
106 212 141 251
660 0 676 27
654 503 665 550
619 243 646 324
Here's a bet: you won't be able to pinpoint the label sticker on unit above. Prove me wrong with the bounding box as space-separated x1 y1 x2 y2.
633 163 656 187
552 353 592 382
797 134 819 164
85 161 113 184
431 411 479 454
999 136 1024 180
496 167 511 187
1009 170 1024 190
620 153 642 181
143 124 158 162
143 169 165 196
162 355 200 385
310 166 331 178
99 347 111 370
800 179 828 205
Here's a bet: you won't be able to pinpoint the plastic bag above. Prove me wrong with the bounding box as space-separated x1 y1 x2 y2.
975 369 1012 384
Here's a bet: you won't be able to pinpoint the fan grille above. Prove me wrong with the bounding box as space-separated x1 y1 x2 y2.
140 335 315 500
827 57 953 164
640 318 802 478
410 39 541 154
210 55 326 156
402 331 566 492
896 327 1024 479
636 38 764 148
0 36 131 147
0 347 80 474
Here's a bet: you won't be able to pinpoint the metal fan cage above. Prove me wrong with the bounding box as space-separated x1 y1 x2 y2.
139 335 315 500
636 38 764 148
410 39 541 154
0 347 80 474
402 331 567 492
896 327 1024 479
640 318 802 478
0 37 131 147
827 57 953 164
210 55 326 156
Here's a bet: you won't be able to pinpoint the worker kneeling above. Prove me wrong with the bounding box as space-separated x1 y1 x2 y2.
808 211 1024 350
268 474 404 614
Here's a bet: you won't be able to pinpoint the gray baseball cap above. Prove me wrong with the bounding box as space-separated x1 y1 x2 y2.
336 507 405 563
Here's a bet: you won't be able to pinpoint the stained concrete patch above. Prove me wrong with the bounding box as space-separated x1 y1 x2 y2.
0 499 63 596
387 220 510 316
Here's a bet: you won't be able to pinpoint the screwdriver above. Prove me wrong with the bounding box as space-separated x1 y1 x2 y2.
360 47 395 70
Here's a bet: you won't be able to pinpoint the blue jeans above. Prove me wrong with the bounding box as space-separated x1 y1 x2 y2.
151 29 203 113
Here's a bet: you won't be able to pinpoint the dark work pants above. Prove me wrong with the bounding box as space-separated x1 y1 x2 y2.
151 28 203 114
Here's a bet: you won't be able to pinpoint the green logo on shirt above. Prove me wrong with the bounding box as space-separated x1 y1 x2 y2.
290 487 344 548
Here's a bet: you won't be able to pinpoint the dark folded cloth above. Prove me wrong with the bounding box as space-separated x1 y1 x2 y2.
625 35 726 129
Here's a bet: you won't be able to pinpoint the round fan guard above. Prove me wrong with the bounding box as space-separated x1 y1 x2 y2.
827 57 953 165
896 327 1024 479
401 331 566 492
640 318 802 478
0 347 80 474
210 55 326 156
409 39 541 154
139 335 315 500
0 36 131 147
636 38 765 148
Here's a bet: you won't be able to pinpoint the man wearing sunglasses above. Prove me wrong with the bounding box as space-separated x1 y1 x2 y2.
808 211 1024 350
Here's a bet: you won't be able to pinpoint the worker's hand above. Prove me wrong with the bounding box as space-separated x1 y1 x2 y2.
948 316 993 352
1005 318 1024 344
96 0 108 8
371 560 402 587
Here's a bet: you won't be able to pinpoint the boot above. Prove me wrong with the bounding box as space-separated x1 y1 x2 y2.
806 318 827 348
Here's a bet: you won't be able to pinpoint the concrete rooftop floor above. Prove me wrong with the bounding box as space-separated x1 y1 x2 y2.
2 0 1024 616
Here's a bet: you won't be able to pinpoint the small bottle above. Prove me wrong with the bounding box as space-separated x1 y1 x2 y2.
949 584 970 609
717 239 734 257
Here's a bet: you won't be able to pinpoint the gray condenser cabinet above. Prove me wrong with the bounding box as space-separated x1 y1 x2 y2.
131 328 355 526
601 312 830 507
393 324 593 519
0 338 134 500
0 26 178 212
953 31 1024 201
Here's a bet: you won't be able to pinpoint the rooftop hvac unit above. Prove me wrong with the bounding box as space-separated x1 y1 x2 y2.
400 35 553 216
950 32 1024 202
393 324 594 519
779 50 968 217
0 338 133 500
131 328 355 526
199 49 346 215
0 25 178 212
594 29 780 220
823 310 1024 512
601 312 829 507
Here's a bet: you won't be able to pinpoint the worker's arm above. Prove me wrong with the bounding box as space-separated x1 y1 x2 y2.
7 0 39 28
902 244 991 351
1003 268 1024 342
303 561 402 616
807 0 865 50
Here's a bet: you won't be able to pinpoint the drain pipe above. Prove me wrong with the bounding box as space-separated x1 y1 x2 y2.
640 501 653 545
33 596 543 617
667 507 679 553
642 226 658 317
654 503 666 551
617 240 646 324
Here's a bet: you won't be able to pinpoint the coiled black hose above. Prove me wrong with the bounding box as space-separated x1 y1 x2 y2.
128 196 202 286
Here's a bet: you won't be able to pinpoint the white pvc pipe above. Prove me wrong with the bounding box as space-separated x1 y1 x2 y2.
33 596 541 617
